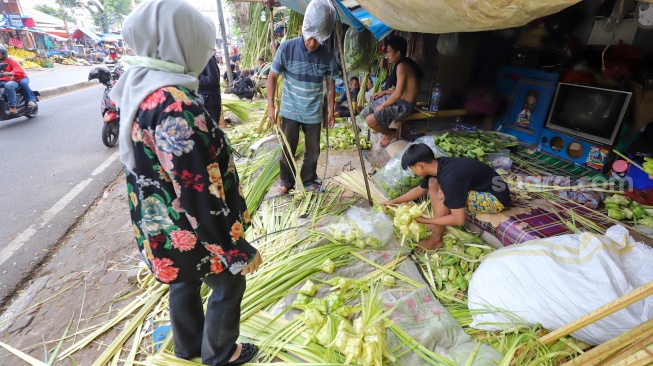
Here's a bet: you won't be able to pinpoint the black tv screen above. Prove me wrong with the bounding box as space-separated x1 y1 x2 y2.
546 83 632 145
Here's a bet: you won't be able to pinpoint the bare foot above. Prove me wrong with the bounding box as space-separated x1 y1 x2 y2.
380 132 396 148
415 236 443 254
278 186 291 194
229 343 242 362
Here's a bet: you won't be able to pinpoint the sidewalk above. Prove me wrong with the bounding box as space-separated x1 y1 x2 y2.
0 174 138 365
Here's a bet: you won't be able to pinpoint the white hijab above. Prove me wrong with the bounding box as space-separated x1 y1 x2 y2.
110 0 216 173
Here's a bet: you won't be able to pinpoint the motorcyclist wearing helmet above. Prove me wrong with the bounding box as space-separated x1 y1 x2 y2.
0 45 37 114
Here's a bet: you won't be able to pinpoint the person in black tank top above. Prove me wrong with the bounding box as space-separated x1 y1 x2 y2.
381 143 510 251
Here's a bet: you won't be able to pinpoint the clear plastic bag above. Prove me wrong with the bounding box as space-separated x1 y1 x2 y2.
322 216 382 249
345 206 393 243
436 33 462 56
343 28 378 73
302 0 337 44
373 136 449 199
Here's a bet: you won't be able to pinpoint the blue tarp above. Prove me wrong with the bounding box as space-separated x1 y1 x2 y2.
351 8 392 40
278 0 364 31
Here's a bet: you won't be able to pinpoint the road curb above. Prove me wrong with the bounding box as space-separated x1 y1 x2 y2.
38 80 100 100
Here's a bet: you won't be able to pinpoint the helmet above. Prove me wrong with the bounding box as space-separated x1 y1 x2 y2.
88 67 111 84
0 45 7 61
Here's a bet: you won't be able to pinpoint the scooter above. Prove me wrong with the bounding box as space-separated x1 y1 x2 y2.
0 63 39 121
88 67 119 147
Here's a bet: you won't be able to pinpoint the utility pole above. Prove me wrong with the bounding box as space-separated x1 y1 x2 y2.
215 0 233 86
58 0 75 52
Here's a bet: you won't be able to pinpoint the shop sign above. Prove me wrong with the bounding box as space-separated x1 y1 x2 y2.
8 14 24 28
8 38 23 49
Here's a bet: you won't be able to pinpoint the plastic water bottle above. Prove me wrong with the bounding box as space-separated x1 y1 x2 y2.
429 83 441 112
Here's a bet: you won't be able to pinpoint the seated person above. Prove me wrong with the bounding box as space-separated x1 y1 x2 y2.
334 76 360 118
253 56 269 77
382 143 511 251
231 69 256 100
107 47 119 61
0 45 36 113
364 77 374 103
222 63 240 86
361 36 423 147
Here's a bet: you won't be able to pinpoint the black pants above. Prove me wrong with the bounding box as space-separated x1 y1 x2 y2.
234 88 255 100
335 105 352 117
169 271 246 366
279 117 321 189
201 93 222 126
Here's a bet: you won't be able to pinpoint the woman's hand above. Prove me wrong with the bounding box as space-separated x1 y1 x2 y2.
241 251 263 275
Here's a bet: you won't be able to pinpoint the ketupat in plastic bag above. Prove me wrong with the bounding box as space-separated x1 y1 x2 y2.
344 28 378 73
373 136 449 199
302 0 336 44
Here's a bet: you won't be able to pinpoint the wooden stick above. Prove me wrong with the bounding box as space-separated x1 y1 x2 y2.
600 331 653 366
610 344 653 366
334 20 373 206
540 281 653 345
561 318 653 366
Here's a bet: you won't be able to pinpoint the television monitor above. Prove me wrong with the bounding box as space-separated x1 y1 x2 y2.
545 83 632 146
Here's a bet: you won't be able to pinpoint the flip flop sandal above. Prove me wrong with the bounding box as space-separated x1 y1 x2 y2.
225 343 259 366
304 183 325 193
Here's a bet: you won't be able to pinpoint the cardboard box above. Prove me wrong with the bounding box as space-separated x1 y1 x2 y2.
628 80 653 132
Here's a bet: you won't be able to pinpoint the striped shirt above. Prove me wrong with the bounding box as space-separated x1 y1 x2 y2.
270 37 340 124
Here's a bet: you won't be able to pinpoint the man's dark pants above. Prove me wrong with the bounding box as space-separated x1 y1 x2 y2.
169 271 246 366
201 94 222 125
279 117 321 189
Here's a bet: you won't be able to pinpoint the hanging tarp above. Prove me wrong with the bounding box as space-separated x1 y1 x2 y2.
353 0 581 34
351 7 391 40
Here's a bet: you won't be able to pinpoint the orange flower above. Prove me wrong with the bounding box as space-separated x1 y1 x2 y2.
243 210 251 224
209 183 225 199
210 256 224 274
207 163 222 183
158 166 171 182
230 221 244 242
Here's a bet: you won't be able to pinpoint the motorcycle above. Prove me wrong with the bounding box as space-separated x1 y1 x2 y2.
88 66 120 147
0 63 39 121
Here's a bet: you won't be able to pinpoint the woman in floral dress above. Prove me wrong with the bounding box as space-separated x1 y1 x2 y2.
109 0 261 365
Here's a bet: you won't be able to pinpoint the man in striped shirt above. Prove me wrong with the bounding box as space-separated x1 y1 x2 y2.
267 31 340 193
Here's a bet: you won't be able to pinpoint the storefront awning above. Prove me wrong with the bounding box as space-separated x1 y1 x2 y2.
353 0 581 34
71 27 101 42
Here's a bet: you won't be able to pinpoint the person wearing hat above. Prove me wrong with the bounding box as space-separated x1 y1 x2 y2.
266 0 340 193
109 0 261 364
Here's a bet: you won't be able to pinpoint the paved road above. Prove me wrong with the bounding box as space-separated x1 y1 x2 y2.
0 85 123 304
29 65 96 91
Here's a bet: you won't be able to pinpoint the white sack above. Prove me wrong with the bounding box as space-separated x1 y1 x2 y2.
468 225 653 345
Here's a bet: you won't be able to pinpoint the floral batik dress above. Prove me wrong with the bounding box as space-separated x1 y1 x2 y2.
127 86 256 284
